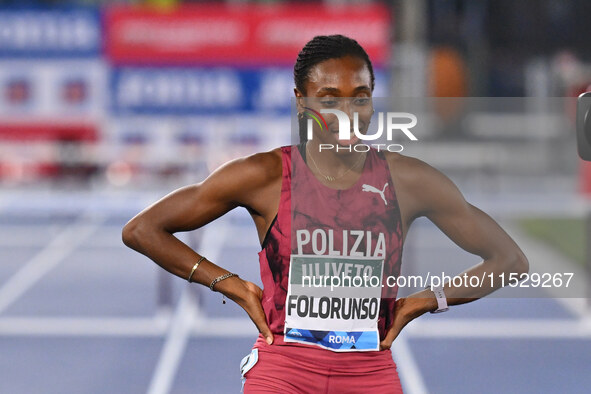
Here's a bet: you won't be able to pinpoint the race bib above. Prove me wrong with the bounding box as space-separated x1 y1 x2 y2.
284 255 384 352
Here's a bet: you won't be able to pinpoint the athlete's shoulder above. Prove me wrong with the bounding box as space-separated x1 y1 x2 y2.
382 151 456 194
382 151 440 179
217 147 282 184
382 151 465 217
241 147 283 171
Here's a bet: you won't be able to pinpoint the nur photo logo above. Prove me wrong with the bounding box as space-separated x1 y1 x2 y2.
301 106 419 152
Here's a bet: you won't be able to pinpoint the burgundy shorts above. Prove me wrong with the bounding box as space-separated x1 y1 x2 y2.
242 335 403 394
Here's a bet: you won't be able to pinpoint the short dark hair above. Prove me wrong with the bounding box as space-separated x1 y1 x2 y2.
293 34 375 94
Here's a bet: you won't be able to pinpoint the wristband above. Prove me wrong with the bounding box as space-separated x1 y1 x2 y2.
428 286 449 313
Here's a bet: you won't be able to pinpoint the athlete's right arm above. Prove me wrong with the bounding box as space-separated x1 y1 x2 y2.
122 149 282 344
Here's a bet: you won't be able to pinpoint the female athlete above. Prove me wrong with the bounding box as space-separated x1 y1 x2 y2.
122 35 528 393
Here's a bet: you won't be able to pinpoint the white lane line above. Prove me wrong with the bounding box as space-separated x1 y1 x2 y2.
0 316 256 337
146 288 197 394
0 213 104 315
392 333 429 394
0 316 169 337
406 318 591 338
146 219 229 394
191 317 257 337
0 316 590 339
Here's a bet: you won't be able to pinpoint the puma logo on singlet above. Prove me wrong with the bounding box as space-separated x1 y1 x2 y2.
362 183 388 206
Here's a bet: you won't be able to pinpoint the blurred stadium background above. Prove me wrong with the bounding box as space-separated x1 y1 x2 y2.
0 1 590 393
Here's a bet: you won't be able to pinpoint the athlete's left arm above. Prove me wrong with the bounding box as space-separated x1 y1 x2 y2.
381 155 529 349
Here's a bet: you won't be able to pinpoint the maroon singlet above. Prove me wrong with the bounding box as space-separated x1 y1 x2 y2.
257 145 403 342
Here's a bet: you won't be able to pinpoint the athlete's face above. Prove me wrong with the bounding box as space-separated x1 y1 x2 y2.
295 55 374 147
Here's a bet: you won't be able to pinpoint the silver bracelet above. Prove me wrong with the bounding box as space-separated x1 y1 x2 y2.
209 272 239 291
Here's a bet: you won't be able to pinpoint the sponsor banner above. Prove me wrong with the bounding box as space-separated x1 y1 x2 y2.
110 67 388 115
104 4 390 66
0 9 101 58
284 255 384 352
111 67 266 114
0 60 106 117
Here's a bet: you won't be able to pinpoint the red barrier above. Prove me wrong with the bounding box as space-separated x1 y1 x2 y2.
0 122 97 142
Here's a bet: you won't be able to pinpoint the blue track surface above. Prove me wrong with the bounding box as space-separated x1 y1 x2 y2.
0 191 589 394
